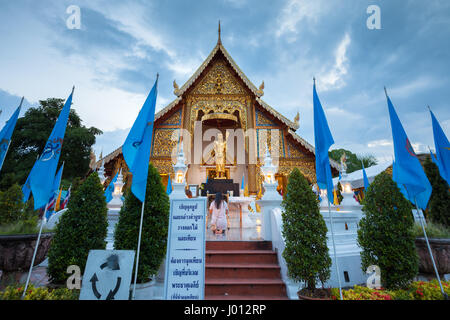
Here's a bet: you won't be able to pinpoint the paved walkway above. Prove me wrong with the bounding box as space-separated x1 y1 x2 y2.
205 206 262 241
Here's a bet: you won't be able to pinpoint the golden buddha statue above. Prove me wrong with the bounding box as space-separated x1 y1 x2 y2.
213 132 228 179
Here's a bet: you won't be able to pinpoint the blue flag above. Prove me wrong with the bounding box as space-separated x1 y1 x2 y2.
241 173 245 190
0 100 22 171
29 88 73 209
52 162 64 194
45 163 64 219
362 162 370 191
387 94 432 209
22 172 32 203
104 171 119 203
166 175 172 195
429 149 445 181
313 80 335 203
430 109 450 186
122 76 158 202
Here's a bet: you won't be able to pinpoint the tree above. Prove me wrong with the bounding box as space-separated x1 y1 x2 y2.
0 98 102 190
47 172 108 283
114 163 170 283
329 149 377 174
357 172 418 290
0 184 25 225
281 168 331 290
423 157 450 227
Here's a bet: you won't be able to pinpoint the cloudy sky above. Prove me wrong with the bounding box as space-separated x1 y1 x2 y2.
0 0 449 163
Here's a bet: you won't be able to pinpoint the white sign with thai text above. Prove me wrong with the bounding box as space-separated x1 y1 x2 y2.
164 198 207 300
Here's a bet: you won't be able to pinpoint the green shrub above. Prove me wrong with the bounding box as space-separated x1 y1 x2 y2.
47 172 108 283
281 168 331 289
0 184 25 225
0 284 79 300
412 221 450 239
357 172 419 290
423 157 450 227
114 163 170 283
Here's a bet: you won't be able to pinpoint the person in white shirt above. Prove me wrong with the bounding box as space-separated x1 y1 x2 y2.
209 192 229 235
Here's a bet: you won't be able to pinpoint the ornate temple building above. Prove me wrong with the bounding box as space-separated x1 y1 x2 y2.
94 26 339 196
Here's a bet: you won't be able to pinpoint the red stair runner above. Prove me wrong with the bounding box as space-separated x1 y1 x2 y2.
205 241 288 300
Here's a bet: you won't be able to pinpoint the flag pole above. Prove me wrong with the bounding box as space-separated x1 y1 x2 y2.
129 73 159 300
327 199 343 300
132 199 145 300
414 198 447 299
22 203 49 298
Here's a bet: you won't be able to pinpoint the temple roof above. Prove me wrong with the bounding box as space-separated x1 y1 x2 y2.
287 129 341 171
155 38 299 131
95 29 340 171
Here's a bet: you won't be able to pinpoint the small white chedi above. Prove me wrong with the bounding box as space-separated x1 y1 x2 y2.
170 141 188 199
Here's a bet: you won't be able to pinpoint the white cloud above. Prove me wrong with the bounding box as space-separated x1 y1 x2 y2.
389 76 437 98
87 2 176 59
167 56 203 79
319 33 351 90
275 0 325 39
367 139 393 148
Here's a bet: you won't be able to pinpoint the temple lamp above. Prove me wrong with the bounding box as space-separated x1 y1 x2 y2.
173 141 187 184
261 148 278 185
113 168 124 197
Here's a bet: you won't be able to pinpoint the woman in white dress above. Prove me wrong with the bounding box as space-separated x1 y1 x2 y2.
209 192 229 235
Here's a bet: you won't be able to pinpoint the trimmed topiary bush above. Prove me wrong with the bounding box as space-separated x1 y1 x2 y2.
357 172 419 290
423 157 450 227
281 168 331 290
114 162 170 283
47 172 108 283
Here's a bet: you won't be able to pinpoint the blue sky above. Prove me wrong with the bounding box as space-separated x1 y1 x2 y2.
0 0 449 163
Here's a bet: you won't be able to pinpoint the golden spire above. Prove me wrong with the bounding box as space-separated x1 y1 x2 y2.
294 112 300 126
218 20 222 44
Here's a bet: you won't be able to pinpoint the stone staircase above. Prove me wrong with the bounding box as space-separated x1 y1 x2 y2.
205 241 288 300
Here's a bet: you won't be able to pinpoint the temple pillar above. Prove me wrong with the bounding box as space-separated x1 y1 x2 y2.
248 164 257 194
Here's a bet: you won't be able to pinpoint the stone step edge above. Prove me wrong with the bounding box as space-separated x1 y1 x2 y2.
205 263 280 269
206 250 276 255
205 279 285 285
205 295 289 300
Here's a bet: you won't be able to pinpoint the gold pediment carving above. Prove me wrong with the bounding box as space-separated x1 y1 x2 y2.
191 61 247 95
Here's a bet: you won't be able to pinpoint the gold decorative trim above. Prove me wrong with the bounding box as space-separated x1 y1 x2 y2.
201 112 238 123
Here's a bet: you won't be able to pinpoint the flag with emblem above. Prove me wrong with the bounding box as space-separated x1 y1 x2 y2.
29 88 73 210
387 92 432 209
122 76 158 202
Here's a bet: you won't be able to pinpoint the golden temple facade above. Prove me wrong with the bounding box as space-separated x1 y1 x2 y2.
94 29 339 195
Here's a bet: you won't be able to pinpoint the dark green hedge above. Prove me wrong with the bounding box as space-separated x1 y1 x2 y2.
357 172 418 290
47 172 108 283
281 168 331 289
114 163 170 283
